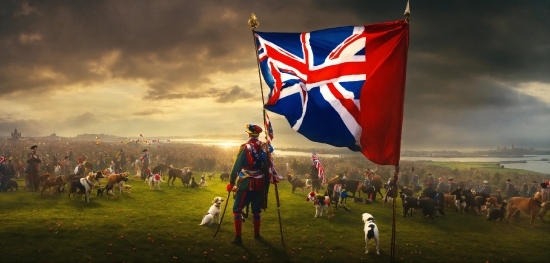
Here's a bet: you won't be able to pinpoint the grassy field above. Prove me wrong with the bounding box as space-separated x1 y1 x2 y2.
0 173 549 263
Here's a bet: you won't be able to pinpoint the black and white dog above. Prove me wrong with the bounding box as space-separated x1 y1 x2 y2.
362 213 380 255
69 171 104 203
306 191 330 217
199 196 223 226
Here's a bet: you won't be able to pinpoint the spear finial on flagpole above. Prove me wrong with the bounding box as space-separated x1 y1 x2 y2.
248 13 259 30
404 0 410 23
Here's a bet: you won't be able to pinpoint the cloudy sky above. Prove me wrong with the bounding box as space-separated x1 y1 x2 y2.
0 0 548 151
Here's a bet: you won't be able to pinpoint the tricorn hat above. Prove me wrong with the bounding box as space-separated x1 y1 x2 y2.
30 145 38 150
506 178 512 182
448 177 454 181
245 123 262 136
142 149 148 152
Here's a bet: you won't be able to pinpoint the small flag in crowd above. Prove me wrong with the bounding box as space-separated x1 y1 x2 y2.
311 150 326 184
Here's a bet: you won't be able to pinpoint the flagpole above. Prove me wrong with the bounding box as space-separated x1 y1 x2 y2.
248 12 284 246
391 165 399 262
391 2 410 262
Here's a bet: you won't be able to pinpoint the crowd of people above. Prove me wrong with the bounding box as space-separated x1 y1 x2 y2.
0 139 236 191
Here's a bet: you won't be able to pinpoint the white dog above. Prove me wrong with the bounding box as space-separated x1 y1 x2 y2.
148 174 165 190
199 196 224 226
362 213 380 255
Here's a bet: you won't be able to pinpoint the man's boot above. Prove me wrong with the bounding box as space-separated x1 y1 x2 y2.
231 235 242 245
231 213 243 245
253 213 261 240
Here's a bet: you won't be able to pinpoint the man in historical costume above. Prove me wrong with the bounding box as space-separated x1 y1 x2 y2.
25 145 42 191
74 157 85 176
527 181 537 198
426 173 435 186
480 180 492 194
226 123 269 245
363 169 372 187
505 178 517 198
310 164 322 193
436 176 446 192
140 149 150 180
447 177 458 193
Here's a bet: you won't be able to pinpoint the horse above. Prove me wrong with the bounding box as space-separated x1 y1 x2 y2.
326 177 361 198
370 175 384 199
168 167 192 187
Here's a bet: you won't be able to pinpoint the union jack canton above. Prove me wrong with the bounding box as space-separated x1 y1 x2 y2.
256 26 367 152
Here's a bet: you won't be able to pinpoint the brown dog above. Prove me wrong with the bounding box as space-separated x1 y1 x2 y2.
105 172 129 195
38 172 51 191
485 196 499 209
505 192 543 226
444 194 456 208
286 174 306 193
41 176 66 196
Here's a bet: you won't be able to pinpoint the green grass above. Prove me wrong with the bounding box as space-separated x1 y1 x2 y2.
0 174 549 263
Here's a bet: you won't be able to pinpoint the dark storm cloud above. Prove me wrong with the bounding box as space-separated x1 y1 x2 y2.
1 0 548 149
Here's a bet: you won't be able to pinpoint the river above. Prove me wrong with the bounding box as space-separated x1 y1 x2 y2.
273 151 549 175
168 139 549 175
400 155 550 175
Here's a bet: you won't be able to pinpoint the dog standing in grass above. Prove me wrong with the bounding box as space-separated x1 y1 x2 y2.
505 192 543 226
149 173 165 190
199 197 223 226
362 213 380 255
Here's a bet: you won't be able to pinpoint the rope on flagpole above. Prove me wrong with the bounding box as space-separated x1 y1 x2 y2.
248 12 284 246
